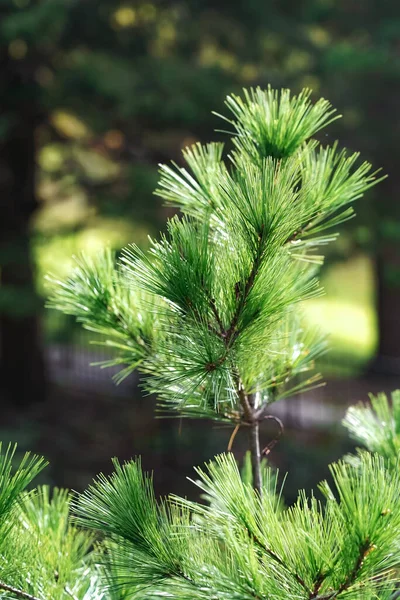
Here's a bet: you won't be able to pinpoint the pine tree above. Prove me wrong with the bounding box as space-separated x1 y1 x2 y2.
0 85 391 599
48 85 382 493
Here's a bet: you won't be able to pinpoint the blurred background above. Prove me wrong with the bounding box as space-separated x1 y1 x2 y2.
1 0 399 502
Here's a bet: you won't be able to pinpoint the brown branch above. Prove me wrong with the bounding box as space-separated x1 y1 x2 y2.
0 581 44 600
247 528 311 594
309 571 327 599
227 412 285 456
203 228 265 389
237 382 254 423
336 540 372 596
311 539 372 600
223 233 264 348
227 423 240 452
209 297 225 335
260 415 284 456
286 213 322 245
205 228 277 495
234 383 262 494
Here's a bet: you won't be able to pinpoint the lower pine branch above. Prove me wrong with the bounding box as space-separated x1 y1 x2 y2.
309 571 327 598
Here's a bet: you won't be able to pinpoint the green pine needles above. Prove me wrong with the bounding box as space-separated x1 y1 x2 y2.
0 445 103 600
47 84 382 491
343 390 400 470
1 410 400 600
0 85 392 600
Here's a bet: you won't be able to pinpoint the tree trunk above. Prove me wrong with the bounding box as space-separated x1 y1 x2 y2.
362 76 400 376
373 247 400 375
369 148 400 376
0 50 47 407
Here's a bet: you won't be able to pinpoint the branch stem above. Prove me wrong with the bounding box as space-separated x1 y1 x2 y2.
247 392 262 495
224 230 264 349
206 231 268 495
0 581 44 600
249 419 262 495
65 587 80 600
248 528 310 593
310 539 372 599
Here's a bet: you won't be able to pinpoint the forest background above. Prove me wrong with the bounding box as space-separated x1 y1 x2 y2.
1 0 399 500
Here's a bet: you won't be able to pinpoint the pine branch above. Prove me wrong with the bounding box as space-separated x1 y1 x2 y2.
319 539 372 600
207 227 266 407
216 86 339 161
207 226 269 493
223 227 265 349
199 226 271 493
338 542 371 592
343 391 400 467
64 587 79 600
310 523 378 598
208 296 225 335
286 214 321 245
0 581 44 600
247 526 311 594
309 571 326 599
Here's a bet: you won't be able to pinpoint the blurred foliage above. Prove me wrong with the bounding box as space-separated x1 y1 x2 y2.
304 254 377 376
1 0 399 361
343 390 400 468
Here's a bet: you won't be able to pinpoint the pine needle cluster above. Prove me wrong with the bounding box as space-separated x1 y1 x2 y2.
0 445 104 600
343 390 400 470
71 449 400 599
1 399 400 600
